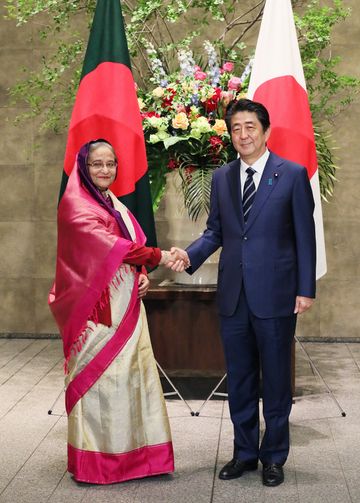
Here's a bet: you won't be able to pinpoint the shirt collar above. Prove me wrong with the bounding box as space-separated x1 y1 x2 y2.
240 148 270 177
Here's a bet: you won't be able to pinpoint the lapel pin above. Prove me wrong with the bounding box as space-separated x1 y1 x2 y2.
274 172 279 178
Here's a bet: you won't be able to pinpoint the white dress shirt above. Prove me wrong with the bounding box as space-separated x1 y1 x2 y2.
240 149 270 196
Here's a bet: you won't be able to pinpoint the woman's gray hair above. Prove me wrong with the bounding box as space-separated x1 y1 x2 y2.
88 140 117 161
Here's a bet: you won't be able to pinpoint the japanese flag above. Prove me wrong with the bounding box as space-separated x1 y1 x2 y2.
247 0 327 279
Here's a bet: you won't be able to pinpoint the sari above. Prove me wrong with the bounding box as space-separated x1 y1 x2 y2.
49 147 174 484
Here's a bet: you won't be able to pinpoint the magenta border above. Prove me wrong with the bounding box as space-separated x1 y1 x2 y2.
65 278 140 414
68 441 174 484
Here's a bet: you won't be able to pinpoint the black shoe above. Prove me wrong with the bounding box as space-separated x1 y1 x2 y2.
262 463 284 487
219 458 258 480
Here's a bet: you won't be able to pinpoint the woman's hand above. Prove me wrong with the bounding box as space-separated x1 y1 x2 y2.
138 273 150 298
160 248 190 270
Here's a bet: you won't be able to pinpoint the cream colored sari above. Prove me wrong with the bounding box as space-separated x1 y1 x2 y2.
62 199 174 484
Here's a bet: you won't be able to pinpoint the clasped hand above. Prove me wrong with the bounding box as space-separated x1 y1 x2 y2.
160 247 190 272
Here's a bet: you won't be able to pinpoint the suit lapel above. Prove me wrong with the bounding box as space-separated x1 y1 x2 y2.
226 159 244 228
245 153 284 231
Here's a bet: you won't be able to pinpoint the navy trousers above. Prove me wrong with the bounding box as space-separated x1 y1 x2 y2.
220 287 296 465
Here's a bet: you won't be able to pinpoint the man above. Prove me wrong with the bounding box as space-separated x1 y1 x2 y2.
172 98 316 487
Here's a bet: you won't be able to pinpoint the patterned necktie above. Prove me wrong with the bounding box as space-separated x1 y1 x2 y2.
242 167 256 223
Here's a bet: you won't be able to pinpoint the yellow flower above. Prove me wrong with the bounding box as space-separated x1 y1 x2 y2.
212 119 227 136
199 87 215 100
236 92 248 100
172 112 189 130
137 97 145 110
182 81 195 93
152 87 164 98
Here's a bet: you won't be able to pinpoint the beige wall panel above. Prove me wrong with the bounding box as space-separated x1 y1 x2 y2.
0 3 40 49
0 50 34 107
319 279 360 339
323 218 360 281
0 165 34 221
34 130 67 165
0 18 33 50
0 222 34 278
332 14 360 44
34 221 57 279
0 2 359 337
323 167 360 221
327 109 360 167
0 108 32 164
34 162 61 221
0 278 35 333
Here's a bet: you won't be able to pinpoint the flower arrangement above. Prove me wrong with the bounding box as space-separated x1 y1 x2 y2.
138 42 252 220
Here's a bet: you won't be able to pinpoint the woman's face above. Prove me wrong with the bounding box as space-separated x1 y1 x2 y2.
87 145 117 192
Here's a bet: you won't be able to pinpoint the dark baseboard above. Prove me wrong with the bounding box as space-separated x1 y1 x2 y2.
1 333 360 343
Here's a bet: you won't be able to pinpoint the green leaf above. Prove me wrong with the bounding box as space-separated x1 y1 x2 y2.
179 167 213 220
163 136 189 149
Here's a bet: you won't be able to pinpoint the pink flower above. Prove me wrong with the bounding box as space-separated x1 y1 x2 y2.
176 104 187 113
222 62 234 73
194 65 202 71
194 70 207 81
228 76 242 91
220 90 234 107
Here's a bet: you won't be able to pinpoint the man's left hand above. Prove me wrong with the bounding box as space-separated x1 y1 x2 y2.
138 273 150 298
294 296 314 314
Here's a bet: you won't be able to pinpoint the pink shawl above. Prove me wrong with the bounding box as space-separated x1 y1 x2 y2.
48 161 145 363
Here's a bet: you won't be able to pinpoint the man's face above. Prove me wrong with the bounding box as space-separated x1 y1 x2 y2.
230 111 271 165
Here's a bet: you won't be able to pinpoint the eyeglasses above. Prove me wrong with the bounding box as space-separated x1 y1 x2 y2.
87 160 117 170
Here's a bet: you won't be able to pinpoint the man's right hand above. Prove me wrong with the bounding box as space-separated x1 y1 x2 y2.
168 247 190 272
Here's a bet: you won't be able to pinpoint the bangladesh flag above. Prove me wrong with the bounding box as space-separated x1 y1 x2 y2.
61 0 157 246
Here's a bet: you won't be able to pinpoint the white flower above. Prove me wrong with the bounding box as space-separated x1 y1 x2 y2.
152 87 165 98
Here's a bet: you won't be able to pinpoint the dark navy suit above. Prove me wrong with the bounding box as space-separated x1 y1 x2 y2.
186 152 316 464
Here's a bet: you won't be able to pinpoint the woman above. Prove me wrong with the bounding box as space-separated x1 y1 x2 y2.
49 139 180 484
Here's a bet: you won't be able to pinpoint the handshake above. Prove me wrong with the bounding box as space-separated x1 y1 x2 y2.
160 247 190 273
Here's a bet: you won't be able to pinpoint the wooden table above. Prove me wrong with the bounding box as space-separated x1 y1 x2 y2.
144 280 295 391
144 281 225 377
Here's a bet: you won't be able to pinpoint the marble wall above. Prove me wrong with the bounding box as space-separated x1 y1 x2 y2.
0 2 359 338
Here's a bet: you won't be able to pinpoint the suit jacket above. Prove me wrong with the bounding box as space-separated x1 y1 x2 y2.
186 152 316 318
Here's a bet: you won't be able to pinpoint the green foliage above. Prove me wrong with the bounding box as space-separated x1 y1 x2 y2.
294 0 359 123
179 168 213 221
145 143 169 211
4 0 360 205
314 124 339 202
292 0 359 201
5 0 90 131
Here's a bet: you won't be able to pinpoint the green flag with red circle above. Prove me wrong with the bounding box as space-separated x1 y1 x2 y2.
61 0 157 246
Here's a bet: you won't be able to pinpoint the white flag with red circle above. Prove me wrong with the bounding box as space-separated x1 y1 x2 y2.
247 0 327 279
